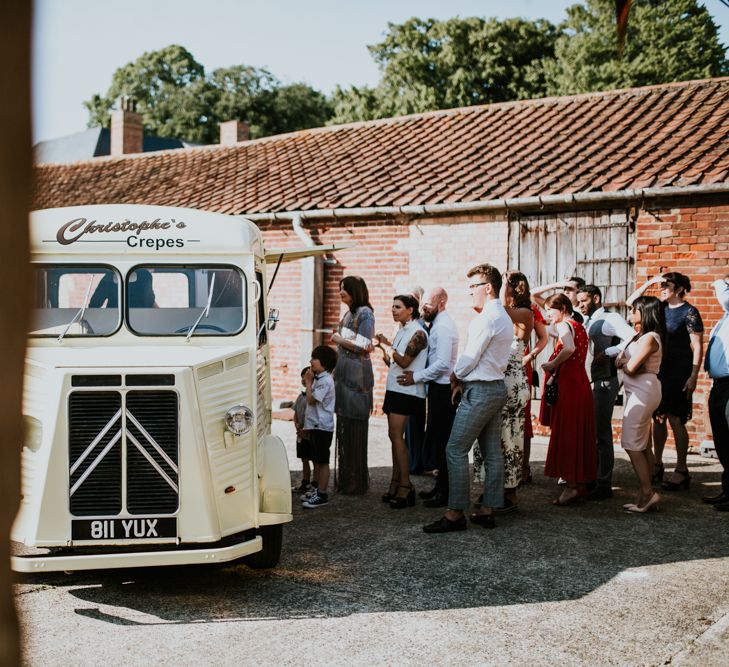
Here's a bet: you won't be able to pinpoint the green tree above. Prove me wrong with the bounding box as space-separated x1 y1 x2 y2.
85 46 333 143
84 45 206 137
331 16 558 124
543 0 729 95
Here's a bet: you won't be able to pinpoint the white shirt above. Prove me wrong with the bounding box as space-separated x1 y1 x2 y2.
707 279 729 379
584 306 635 357
304 371 335 432
454 299 513 382
413 310 459 385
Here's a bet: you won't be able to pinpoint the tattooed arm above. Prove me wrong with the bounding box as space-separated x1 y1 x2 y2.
392 330 428 369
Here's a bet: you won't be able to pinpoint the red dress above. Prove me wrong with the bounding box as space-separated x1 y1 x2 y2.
540 319 596 484
524 304 546 440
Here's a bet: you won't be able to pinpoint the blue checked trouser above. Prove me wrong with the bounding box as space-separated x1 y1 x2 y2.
447 379 508 510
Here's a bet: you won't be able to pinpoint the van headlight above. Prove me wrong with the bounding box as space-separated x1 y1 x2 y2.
224 405 254 436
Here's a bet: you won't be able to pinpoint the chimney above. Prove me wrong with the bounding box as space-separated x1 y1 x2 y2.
110 96 143 156
219 120 250 146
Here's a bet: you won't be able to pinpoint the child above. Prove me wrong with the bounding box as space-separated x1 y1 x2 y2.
301 345 338 508
292 367 315 494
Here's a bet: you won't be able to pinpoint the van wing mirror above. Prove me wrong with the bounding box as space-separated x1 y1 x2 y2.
267 308 280 331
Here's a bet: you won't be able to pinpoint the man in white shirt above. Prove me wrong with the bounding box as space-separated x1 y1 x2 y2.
398 287 459 507
576 284 635 499
423 264 513 533
704 276 729 511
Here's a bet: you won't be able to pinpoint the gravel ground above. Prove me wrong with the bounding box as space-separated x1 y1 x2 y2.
13 416 729 666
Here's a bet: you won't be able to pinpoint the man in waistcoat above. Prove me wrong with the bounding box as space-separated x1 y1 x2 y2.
577 285 635 499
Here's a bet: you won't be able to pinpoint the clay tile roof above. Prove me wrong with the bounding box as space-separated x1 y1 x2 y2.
33 78 729 215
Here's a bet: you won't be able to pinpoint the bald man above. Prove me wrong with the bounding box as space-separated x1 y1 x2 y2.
398 287 459 506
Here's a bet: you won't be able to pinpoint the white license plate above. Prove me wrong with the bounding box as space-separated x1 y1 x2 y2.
72 518 176 540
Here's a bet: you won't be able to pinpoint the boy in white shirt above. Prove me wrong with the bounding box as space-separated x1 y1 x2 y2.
302 346 338 508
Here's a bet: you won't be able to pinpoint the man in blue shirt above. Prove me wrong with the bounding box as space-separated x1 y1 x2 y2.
704 276 729 512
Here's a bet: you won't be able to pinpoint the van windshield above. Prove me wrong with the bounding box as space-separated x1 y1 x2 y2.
126 266 246 336
30 266 121 337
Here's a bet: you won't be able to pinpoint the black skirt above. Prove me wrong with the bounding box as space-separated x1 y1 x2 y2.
382 389 425 416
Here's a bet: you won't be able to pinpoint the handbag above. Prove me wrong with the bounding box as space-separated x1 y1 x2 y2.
544 368 559 406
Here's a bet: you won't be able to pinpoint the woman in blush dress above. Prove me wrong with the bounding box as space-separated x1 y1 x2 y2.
627 271 704 489
375 294 428 509
332 276 375 495
616 296 665 513
540 293 596 506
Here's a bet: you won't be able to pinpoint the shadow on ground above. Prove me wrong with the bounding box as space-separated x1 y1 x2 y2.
14 453 729 626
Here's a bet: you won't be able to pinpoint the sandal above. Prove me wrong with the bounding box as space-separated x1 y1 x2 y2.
389 484 416 509
661 469 690 491
552 489 581 506
382 479 399 503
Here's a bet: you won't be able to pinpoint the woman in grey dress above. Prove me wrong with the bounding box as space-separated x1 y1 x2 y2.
332 276 375 494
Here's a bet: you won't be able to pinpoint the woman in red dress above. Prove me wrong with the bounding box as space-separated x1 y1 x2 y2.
540 293 596 505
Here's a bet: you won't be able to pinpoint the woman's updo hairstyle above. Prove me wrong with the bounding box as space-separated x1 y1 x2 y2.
544 292 574 315
394 294 420 321
506 271 531 309
662 272 691 296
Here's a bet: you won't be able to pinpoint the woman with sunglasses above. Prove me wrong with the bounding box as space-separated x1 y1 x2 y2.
627 271 704 490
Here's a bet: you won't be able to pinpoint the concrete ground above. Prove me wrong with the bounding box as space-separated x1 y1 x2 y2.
13 416 729 666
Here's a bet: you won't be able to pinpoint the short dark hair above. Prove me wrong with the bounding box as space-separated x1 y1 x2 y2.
339 275 373 312
467 263 502 294
569 276 586 290
311 345 338 373
578 284 602 302
545 292 574 315
300 366 310 377
394 294 420 321
662 272 691 295
632 296 665 344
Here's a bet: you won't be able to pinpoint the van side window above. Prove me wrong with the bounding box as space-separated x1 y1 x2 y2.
256 270 266 347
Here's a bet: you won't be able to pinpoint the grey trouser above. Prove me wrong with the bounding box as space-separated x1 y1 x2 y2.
447 380 507 510
593 377 619 485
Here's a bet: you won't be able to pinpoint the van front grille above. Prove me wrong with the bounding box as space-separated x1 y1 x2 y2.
69 392 122 516
68 390 178 517
126 391 179 514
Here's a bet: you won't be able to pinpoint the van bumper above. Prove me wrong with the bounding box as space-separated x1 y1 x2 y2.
11 534 263 573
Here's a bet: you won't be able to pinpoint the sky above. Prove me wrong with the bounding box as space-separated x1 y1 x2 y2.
32 0 729 143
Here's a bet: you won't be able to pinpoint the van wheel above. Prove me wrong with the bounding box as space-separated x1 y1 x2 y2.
244 525 283 569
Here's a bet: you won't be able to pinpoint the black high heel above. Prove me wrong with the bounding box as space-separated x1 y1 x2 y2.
661 469 690 491
651 463 664 484
382 479 399 503
389 484 416 509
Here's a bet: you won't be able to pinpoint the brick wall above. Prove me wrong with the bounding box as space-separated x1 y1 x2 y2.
635 203 729 448
261 214 509 410
260 201 727 448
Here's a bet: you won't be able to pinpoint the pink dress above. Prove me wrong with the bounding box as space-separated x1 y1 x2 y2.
541 320 597 484
621 332 663 451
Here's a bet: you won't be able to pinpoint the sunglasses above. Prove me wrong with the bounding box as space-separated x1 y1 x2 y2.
468 282 488 290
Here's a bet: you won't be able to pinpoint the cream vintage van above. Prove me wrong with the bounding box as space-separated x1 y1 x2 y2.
12 204 338 573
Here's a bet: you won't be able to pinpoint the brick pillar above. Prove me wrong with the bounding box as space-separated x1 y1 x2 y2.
219 120 250 146
110 97 143 156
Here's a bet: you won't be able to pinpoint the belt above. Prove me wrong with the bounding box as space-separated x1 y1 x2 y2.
712 375 729 385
